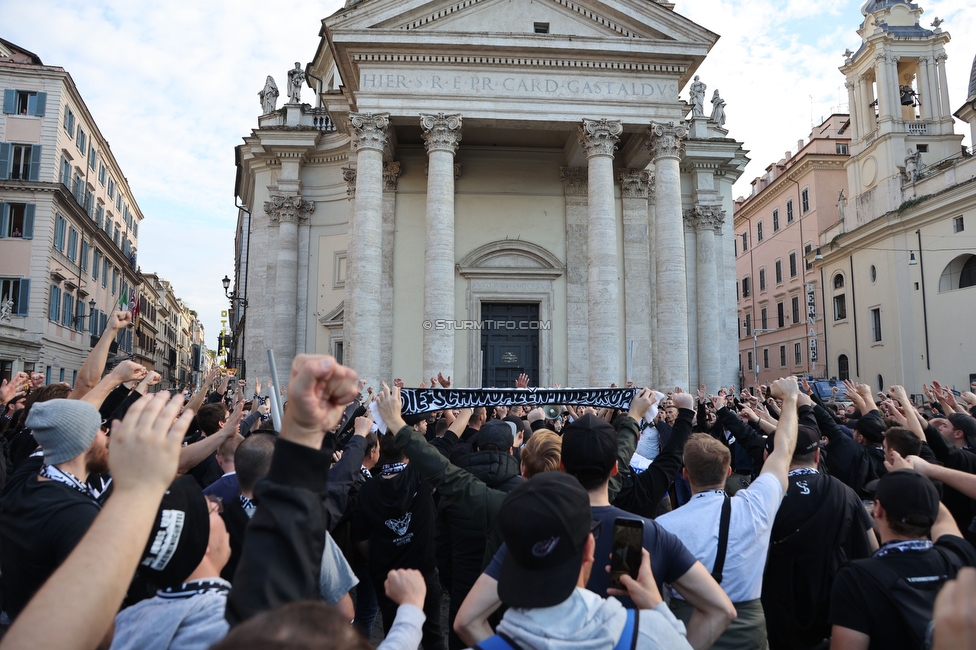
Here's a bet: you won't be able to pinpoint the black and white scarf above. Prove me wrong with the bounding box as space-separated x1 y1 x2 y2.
874 539 934 557
39 465 97 500
398 387 639 415
380 462 408 476
157 579 231 599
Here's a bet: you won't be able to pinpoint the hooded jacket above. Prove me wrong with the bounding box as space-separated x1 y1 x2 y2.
352 464 436 581
493 587 692 650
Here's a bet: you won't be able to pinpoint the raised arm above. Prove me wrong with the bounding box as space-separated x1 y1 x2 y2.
0 392 193 650
760 377 800 491
79 360 147 410
177 400 244 475
187 367 220 413
67 308 131 400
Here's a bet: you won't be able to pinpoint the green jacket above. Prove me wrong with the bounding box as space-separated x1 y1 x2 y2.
393 414 640 566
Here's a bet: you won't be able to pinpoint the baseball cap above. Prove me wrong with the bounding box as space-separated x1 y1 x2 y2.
875 469 939 527
560 414 617 486
855 413 886 444
139 476 211 588
475 419 514 451
765 424 823 457
496 472 591 608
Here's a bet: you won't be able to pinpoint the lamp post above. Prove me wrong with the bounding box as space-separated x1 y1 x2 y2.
74 298 97 327
221 275 247 377
752 328 776 384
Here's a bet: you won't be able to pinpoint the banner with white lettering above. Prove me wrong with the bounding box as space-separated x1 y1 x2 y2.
397 387 639 415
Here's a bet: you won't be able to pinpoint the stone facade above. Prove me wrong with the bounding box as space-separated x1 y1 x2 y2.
812 1 976 393
233 0 747 389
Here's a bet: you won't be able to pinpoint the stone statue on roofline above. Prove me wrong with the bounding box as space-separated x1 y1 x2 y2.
837 190 847 221
259 76 279 115
287 62 306 104
0 297 13 322
710 89 726 127
689 75 706 118
904 148 922 182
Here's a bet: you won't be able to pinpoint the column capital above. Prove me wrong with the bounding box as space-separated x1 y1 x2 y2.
341 167 357 199
646 121 688 160
349 112 390 153
844 80 855 90
682 204 726 232
935 52 948 62
618 168 651 198
578 119 622 158
383 161 401 191
559 166 588 196
917 55 930 65
420 113 462 154
265 194 315 224
886 53 900 65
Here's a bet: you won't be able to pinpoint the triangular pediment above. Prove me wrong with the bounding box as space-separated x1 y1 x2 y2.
327 0 715 45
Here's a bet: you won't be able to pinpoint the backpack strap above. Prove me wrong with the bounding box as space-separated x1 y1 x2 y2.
475 632 523 650
711 495 732 584
612 609 640 650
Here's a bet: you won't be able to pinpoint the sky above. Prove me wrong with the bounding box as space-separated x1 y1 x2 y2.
2 0 975 351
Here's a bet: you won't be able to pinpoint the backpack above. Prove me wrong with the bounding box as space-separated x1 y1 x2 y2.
475 608 639 650
853 546 964 649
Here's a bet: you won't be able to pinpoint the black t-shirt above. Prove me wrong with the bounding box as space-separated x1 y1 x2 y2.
352 466 436 580
764 471 874 650
0 476 100 618
183 430 223 489
829 535 976 650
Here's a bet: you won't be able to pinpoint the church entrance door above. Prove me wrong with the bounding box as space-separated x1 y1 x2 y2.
480 302 539 388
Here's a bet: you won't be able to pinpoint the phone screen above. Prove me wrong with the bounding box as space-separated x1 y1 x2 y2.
610 518 643 589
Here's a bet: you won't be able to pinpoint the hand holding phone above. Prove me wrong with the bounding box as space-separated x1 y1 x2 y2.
610 518 643 589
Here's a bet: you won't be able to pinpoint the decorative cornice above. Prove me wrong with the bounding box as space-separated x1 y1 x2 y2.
383 161 401 192
683 204 726 232
264 195 315 224
578 119 622 159
349 112 390 153
646 121 688 160
420 113 463 154
618 169 651 198
559 167 587 196
351 53 684 74
341 167 357 199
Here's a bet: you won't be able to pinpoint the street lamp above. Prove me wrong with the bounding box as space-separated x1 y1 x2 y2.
74 298 97 327
222 275 232 296
752 328 776 384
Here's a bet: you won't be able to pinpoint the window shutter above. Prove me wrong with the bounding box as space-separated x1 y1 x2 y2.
0 203 7 239
2 90 15 115
33 92 47 116
29 145 41 181
0 143 10 180
16 279 30 316
23 203 34 239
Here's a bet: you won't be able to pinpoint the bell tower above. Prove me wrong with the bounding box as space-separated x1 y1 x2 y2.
841 0 963 224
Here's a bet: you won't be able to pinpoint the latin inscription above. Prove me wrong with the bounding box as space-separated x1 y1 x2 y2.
360 70 677 101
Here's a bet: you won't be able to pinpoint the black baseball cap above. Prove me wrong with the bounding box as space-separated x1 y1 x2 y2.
765 424 823 457
496 472 591 608
560 414 617 486
855 413 886 444
139 476 210 588
875 469 939 527
475 419 514 451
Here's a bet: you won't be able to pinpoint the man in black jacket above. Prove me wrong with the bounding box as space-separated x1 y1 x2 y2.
762 390 876 650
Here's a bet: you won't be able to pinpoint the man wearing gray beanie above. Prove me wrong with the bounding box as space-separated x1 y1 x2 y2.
0 398 108 621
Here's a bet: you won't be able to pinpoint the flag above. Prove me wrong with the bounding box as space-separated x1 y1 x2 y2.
117 287 128 311
131 292 141 329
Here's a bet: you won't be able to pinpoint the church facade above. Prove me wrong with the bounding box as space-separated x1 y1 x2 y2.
232 0 747 389
813 0 976 393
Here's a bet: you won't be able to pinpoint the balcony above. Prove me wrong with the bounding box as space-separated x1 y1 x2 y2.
906 122 928 136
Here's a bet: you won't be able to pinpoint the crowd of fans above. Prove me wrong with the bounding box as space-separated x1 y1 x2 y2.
1 309 976 649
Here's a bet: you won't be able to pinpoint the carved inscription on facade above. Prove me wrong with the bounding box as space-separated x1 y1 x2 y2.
359 69 678 101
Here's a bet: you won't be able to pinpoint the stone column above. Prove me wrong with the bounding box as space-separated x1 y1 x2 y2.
381 162 400 382
857 76 872 135
887 55 902 120
647 121 689 389
420 113 462 382
579 119 622 386
646 181 657 385
341 166 357 341
845 81 860 139
265 195 315 378
924 56 941 118
347 113 389 387
875 53 895 120
619 168 652 386
560 167 589 387
936 53 951 124
687 204 725 388
916 57 932 121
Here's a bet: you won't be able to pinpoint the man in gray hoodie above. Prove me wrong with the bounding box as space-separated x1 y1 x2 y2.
478 471 692 650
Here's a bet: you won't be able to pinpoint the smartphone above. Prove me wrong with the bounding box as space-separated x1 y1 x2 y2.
610 518 643 589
